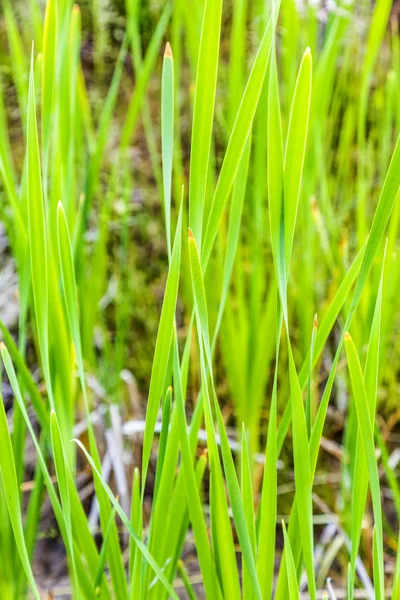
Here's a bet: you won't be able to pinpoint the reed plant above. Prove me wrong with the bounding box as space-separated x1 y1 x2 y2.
0 0 399 597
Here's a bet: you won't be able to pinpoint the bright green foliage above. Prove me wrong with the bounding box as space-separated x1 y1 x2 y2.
0 384 40 600
188 0 223 248
0 1 399 598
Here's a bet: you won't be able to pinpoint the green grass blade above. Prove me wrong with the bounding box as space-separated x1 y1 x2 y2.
212 134 251 346
57 202 83 370
142 203 182 489
282 521 300 600
57 200 127 599
0 389 40 600
348 133 400 325
188 0 222 247
74 439 180 600
94 506 118 592
0 320 48 431
27 48 53 410
177 560 197 600
129 468 142 599
153 386 172 500
257 354 278 598
267 44 286 314
228 0 248 126
41 0 57 180
189 231 241 599
83 33 129 206
350 252 385 586
305 315 318 437
201 2 280 269
120 2 172 149
1 344 112 600
283 47 312 273
241 425 256 600
287 341 316 599
50 410 79 594
172 337 222 599
162 42 174 260
309 131 400 475
3 0 28 129
392 526 400 600
344 333 385 599
189 230 263 600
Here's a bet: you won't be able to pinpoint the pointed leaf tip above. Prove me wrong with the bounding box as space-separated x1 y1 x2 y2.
165 42 172 58
200 448 209 461
302 46 312 68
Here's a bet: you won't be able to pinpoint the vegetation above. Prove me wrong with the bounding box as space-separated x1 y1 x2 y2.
0 0 399 597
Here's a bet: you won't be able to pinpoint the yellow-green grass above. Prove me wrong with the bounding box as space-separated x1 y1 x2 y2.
0 0 399 598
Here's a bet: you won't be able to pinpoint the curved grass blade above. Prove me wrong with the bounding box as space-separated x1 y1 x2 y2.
172 337 222 599
267 41 315 598
212 134 251 347
276 77 400 476
309 134 400 478
347 133 400 326
277 245 364 454
0 389 40 600
57 202 127 599
201 2 281 269
189 231 263 600
1 344 112 600
0 320 48 431
142 203 182 490
74 439 180 600
189 232 242 599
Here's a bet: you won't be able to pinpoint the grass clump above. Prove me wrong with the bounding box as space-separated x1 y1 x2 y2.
0 0 399 598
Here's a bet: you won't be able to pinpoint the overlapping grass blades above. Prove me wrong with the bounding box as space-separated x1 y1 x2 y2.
0 0 399 598
188 0 222 248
